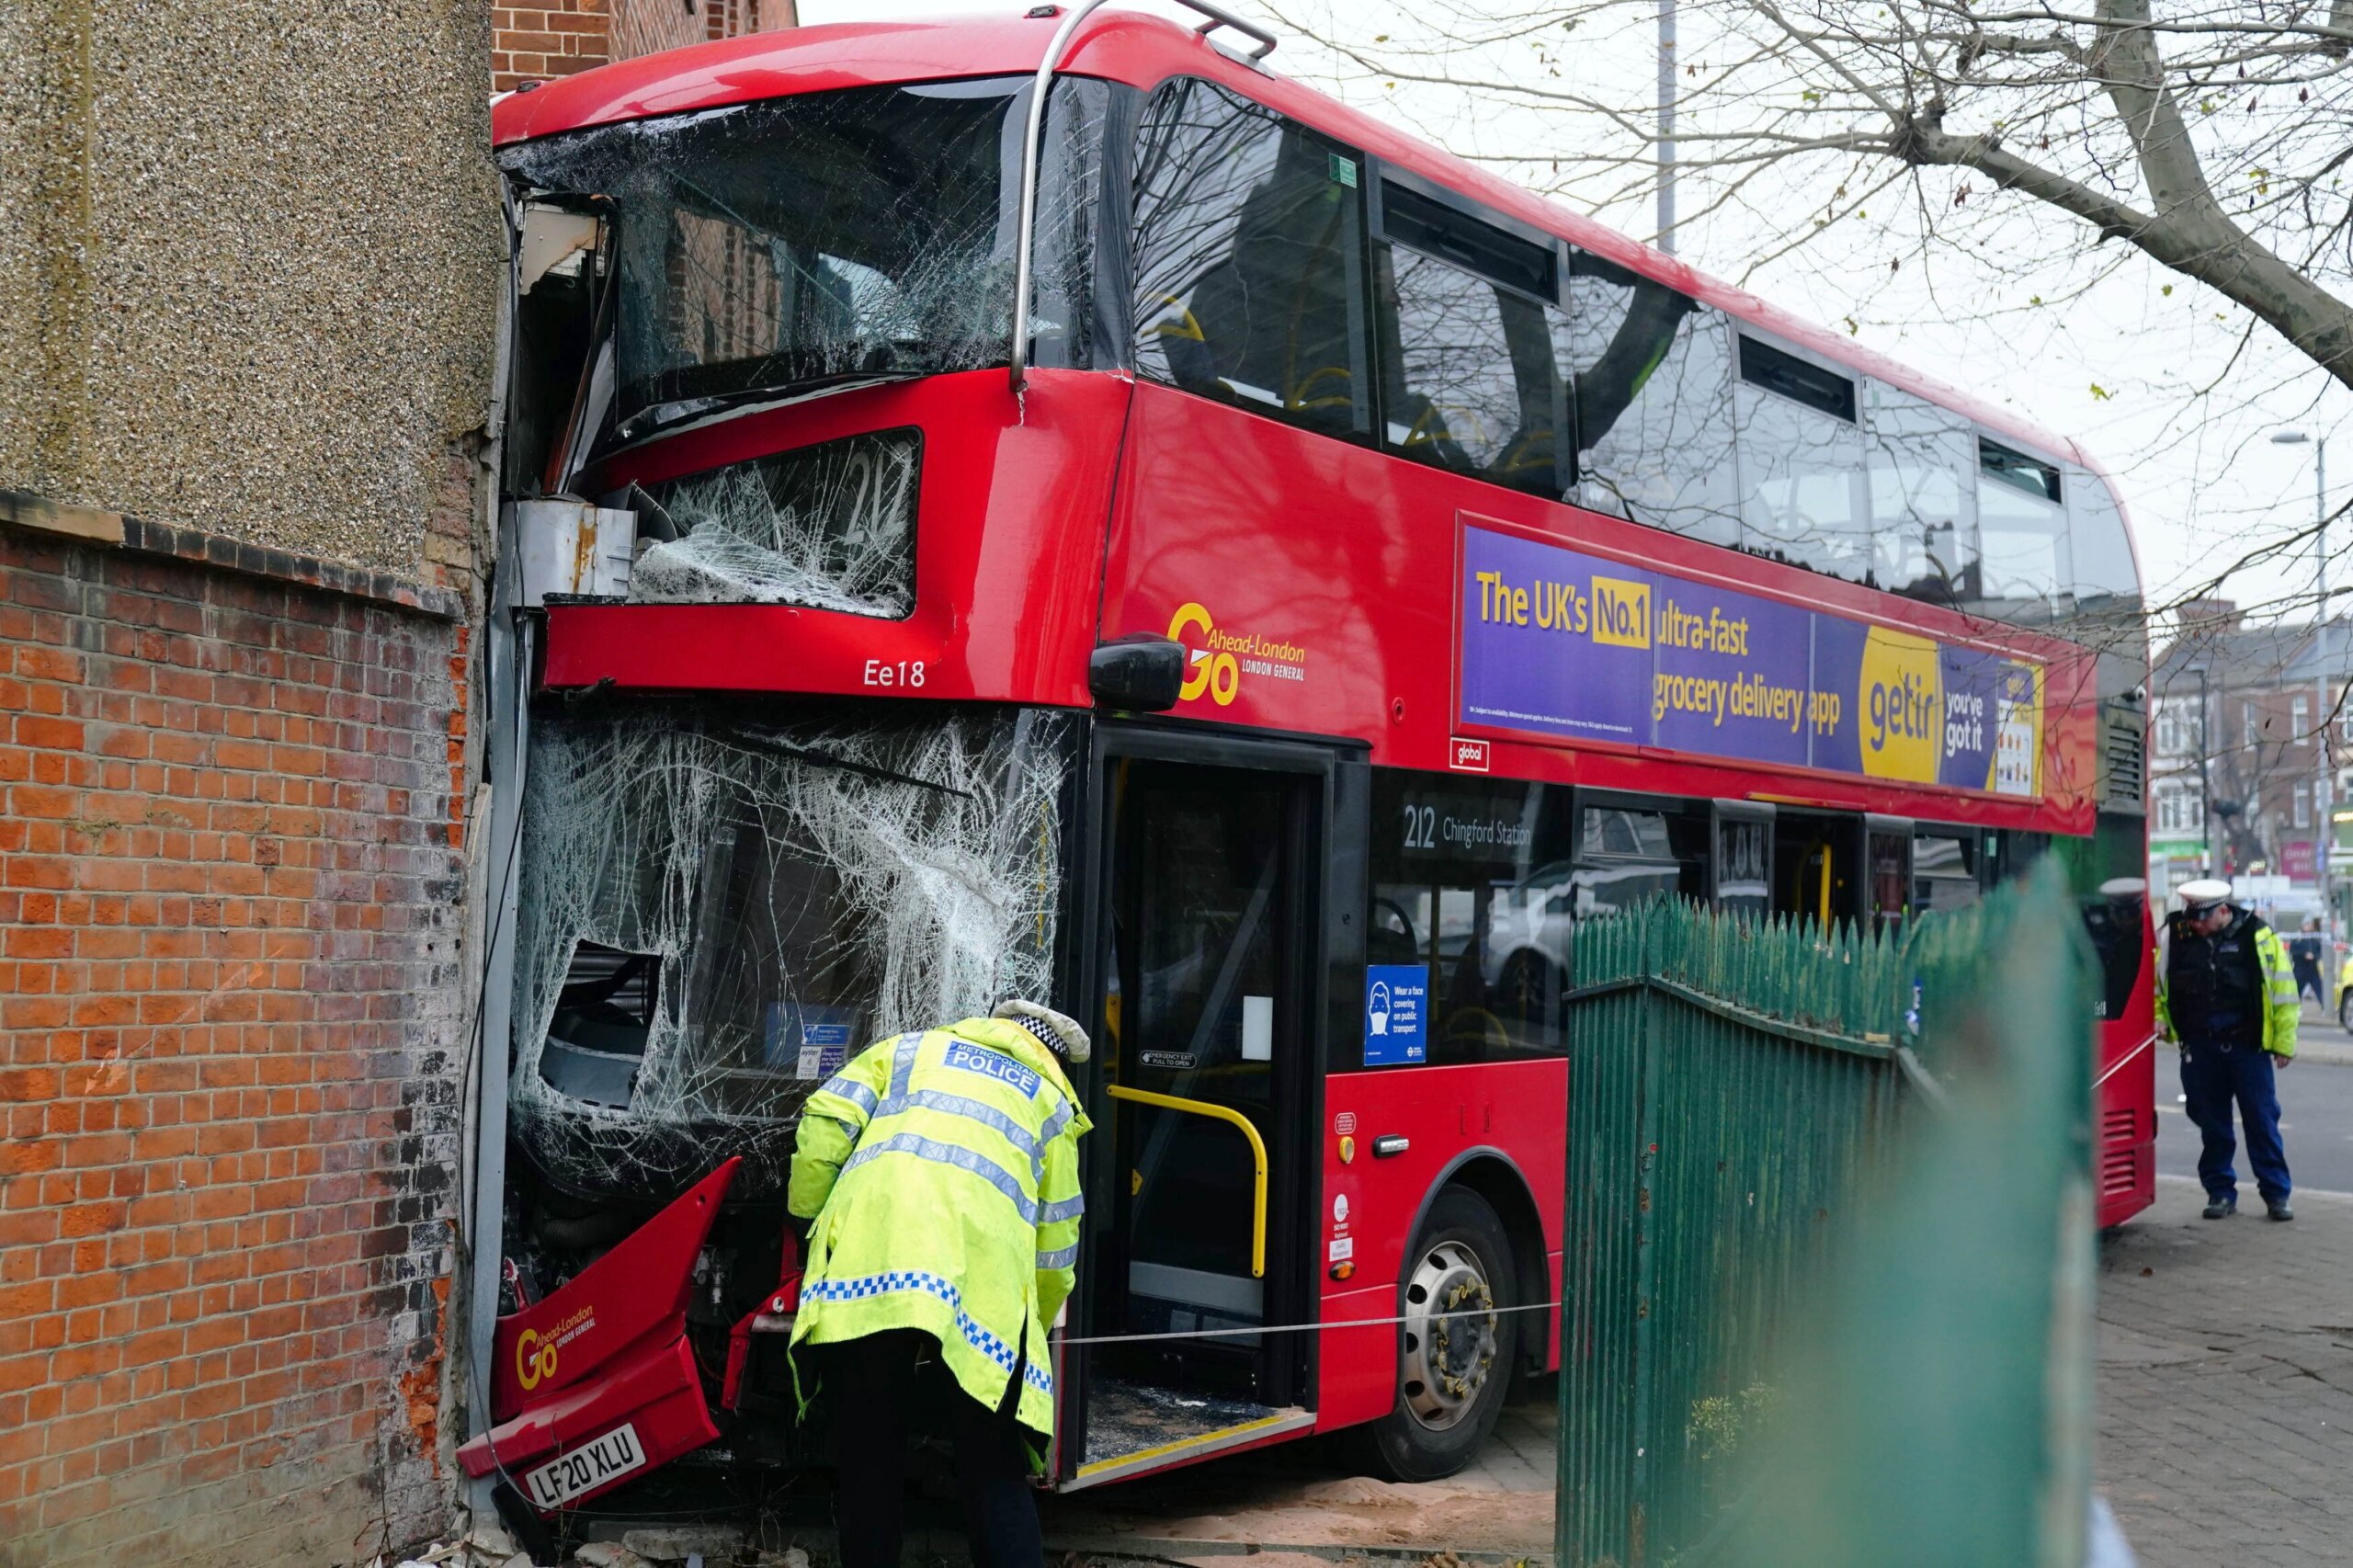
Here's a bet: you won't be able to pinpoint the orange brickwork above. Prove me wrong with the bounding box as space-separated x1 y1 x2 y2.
0 521 473 1567
495 0 797 94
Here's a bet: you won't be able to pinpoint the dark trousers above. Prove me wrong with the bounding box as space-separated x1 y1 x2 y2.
2293 957 2325 1003
827 1329 1043 1568
2180 1042 2292 1204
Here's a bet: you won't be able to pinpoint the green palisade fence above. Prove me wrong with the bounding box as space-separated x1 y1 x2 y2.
1557 866 2095 1567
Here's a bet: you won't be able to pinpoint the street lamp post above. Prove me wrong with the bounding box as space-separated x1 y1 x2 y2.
2273 428 2333 931
2187 661 2213 878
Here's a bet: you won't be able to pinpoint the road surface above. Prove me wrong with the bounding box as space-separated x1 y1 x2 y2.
2154 1026 2353 1195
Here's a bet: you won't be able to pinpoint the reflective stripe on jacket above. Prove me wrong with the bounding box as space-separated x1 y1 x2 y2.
787 1017 1090 1438
2154 912 2300 1060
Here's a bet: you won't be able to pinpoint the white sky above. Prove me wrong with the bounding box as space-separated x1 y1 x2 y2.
798 0 2353 631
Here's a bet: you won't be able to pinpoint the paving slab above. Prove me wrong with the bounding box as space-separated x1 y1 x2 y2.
2097 1176 2353 1566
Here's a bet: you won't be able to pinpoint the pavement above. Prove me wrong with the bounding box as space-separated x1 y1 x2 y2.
2097 1176 2353 1565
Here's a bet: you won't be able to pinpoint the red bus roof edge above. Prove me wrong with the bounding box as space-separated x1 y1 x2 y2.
492 7 2131 543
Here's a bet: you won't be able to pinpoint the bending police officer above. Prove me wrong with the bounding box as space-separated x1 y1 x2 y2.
2155 880 2298 1221
787 1000 1092 1568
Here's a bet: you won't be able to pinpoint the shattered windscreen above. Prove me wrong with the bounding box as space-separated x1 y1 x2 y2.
497 75 1108 449
510 703 1074 1193
629 427 922 616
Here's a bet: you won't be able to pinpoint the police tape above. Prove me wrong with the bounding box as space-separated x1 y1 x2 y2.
1051 1298 1563 1348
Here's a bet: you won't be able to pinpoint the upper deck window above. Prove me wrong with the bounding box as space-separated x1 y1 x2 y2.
1739 335 1857 423
498 76 1107 452
1131 77 1370 439
1733 338 1869 581
1975 438 2071 619
1862 386 1978 610
1373 181 1567 495
1565 253 1741 548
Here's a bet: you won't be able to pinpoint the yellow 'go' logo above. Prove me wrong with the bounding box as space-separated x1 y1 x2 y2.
516 1327 559 1392
1167 602 1239 707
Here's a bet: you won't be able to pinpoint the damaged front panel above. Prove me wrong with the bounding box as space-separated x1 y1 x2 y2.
509 704 1074 1199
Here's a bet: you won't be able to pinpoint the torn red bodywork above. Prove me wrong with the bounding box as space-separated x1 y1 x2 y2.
459 1158 739 1511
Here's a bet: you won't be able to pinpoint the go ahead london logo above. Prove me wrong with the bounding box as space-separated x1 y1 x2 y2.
1166 602 1309 707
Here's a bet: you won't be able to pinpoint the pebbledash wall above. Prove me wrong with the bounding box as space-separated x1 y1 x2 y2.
0 4 499 1565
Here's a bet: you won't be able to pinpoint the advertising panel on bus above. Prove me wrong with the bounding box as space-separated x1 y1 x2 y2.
1455 519 2047 798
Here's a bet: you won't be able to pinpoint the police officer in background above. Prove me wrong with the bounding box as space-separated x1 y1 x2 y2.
787 1000 1092 1568
2156 880 2298 1221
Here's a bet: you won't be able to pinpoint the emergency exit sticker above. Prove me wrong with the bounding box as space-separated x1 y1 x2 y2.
1363 965 1428 1067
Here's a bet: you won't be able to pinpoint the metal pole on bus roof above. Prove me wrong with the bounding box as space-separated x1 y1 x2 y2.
1656 0 1677 256
1010 0 1278 397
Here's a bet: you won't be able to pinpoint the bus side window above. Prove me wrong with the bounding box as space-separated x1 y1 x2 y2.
1913 833 1983 914
1974 439 2072 623
1129 77 1370 440
1563 251 1741 549
1864 384 1979 611
1733 335 1872 585
1365 772 1574 1066
1371 181 1566 498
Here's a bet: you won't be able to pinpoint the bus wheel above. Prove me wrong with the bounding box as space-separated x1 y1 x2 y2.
2340 990 2351 1033
1362 1186 1517 1483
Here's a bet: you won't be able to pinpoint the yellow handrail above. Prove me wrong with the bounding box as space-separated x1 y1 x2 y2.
1106 1084 1268 1278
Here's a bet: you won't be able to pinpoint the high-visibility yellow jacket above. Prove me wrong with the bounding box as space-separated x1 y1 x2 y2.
2154 913 2300 1060
787 1017 1090 1438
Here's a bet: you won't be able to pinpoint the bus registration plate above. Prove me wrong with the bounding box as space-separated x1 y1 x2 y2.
524 1422 645 1509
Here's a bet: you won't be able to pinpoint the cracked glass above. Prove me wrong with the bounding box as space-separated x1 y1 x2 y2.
510 704 1074 1192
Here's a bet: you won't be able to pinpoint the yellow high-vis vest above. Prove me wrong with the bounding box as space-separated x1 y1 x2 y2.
787 1017 1090 1439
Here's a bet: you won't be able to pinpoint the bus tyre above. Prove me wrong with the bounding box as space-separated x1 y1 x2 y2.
1362 1186 1517 1483
2340 990 2351 1034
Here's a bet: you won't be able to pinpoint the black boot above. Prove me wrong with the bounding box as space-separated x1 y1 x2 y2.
2202 1195 2237 1219
2268 1199 2295 1221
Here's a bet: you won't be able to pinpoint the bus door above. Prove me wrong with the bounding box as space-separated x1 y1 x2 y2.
1710 801 1775 915
1772 809 1859 926
1061 727 1333 1487
1864 814 1915 932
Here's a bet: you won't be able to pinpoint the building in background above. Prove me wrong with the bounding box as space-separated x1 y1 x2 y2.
0 5 498 1565
493 0 799 93
2151 599 2353 923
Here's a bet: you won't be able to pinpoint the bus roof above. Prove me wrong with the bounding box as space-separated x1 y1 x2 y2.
491 6 2131 571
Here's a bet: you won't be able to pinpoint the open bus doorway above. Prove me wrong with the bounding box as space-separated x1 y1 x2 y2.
1063 732 1329 1487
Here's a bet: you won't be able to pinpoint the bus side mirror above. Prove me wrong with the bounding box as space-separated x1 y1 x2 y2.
1089 636 1185 712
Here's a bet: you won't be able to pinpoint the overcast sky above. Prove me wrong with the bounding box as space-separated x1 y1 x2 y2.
801 0 2353 631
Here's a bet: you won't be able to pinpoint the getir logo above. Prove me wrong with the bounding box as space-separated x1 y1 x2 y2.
1858 627 1941 783
1590 575 1652 649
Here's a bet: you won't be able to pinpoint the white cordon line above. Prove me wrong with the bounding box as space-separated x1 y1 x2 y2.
1051 1299 1563 1348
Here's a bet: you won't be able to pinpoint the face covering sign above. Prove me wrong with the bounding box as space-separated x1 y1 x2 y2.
1457 523 2044 796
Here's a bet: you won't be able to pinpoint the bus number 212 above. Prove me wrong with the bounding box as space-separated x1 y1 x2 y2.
862 659 926 689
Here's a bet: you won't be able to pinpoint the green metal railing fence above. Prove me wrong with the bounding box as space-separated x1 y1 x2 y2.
1557 867 2095 1568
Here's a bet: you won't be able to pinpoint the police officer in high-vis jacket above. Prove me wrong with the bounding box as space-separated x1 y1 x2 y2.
788 1000 1091 1568
2156 880 2298 1221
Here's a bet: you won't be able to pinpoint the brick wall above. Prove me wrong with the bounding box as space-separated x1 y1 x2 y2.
0 521 472 1568
494 0 796 93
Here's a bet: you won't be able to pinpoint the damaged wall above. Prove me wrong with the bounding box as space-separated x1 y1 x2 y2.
0 3 500 1564
0 528 474 1567
0 0 500 577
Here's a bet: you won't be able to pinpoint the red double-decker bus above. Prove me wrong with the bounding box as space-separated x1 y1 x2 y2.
472 3 2154 1514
